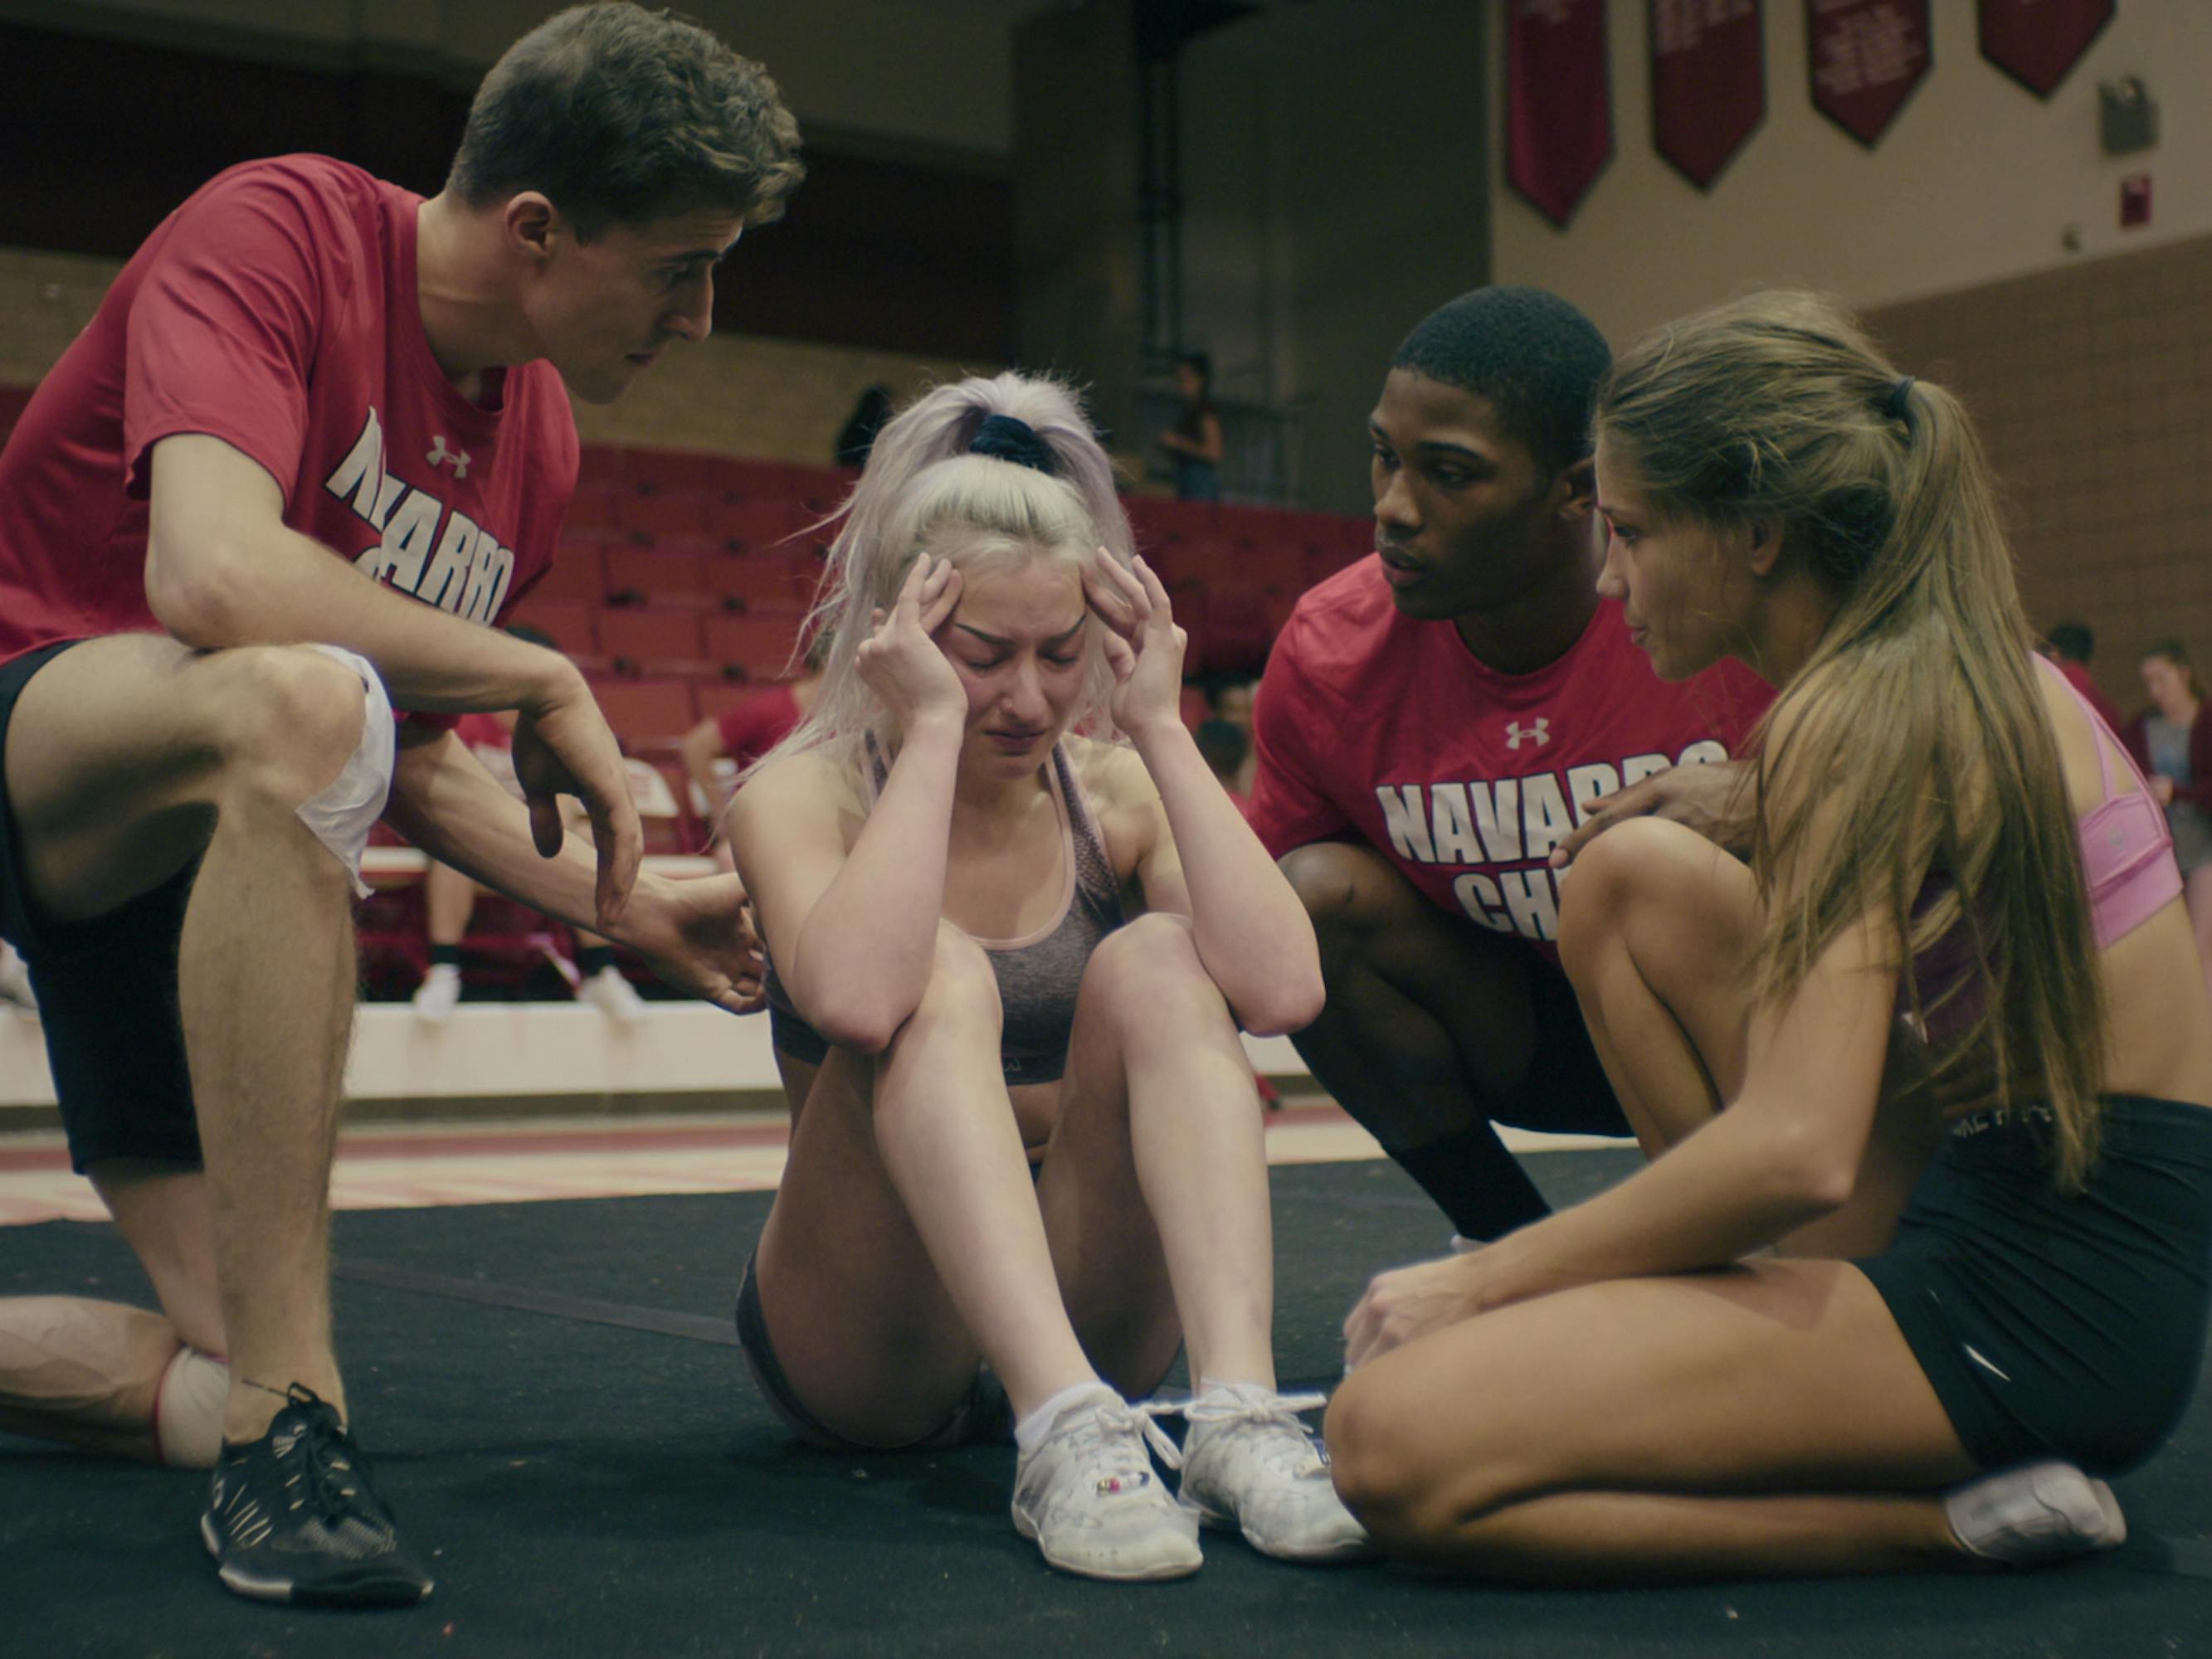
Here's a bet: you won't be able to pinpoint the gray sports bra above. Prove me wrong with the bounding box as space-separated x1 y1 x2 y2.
762 739 1128 1085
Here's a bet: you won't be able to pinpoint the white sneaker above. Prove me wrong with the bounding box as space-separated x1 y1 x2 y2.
578 964 647 1022
412 963 462 1022
0 944 36 1014
1011 1390 1202 1581
1178 1384 1372 1562
1946 1460 2126 1566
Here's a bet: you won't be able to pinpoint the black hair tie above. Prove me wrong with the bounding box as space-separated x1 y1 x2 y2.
969 413 1060 476
1882 377 1915 421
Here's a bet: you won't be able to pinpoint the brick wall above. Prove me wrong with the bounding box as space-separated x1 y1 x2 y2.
1870 231 2212 717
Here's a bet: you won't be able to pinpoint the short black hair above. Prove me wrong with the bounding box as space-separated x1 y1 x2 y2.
2045 621 2094 664
449 2 803 238
1391 286 1611 476
1177 352 1211 383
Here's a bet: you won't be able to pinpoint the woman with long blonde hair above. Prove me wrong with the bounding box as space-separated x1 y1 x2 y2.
1325 292 2212 1581
724 372 1367 1581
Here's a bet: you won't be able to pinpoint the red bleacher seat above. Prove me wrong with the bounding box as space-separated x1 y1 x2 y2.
781 464 855 513
1202 588 1278 678
619 489 714 543
504 597 599 656
704 612 806 679
625 448 727 495
711 497 814 552
590 677 698 754
706 552 820 611
565 480 625 533
526 547 607 606
576 443 629 486
603 546 711 606
1303 544 1364 591
597 608 708 673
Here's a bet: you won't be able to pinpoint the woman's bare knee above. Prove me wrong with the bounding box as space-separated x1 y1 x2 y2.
1326 1366 1488 1549
1558 816 1740 985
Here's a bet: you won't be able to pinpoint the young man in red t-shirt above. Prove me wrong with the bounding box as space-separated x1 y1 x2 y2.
0 5 798 1608
1250 287 1771 1245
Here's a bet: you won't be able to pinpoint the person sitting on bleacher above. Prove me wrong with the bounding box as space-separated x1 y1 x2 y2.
412 708 647 1023
680 630 826 871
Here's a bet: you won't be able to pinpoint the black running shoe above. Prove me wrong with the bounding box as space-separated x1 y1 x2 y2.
200 1386 433 1608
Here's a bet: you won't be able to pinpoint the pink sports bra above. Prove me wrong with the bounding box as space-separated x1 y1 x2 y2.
1905 657 2180 1044
2038 653 2180 949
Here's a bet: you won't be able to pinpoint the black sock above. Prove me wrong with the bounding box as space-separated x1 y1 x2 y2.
1392 1125 1552 1243
428 944 463 970
577 945 618 977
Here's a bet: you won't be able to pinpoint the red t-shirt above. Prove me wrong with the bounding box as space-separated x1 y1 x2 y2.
0 154 577 674
715 683 805 769
1250 557 1774 959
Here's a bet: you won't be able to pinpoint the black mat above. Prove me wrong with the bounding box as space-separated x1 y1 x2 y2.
3 1151 2209 1657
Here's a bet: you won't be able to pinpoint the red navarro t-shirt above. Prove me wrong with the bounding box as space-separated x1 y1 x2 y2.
715 682 805 770
0 154 576 673
1250 557 1773 960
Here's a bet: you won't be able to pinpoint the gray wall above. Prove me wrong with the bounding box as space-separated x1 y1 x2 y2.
1180 0 1489 512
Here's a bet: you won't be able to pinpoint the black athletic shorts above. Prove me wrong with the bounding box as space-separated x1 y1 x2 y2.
1858 1094 2212 1475
734 1248 1012 1452
0 640 204 1173
1492 945 1626 1136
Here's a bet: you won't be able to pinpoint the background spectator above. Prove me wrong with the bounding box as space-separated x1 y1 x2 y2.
1156 350 1225 502
2042 620 2122 732
2125 639 2212 990
680 634 827 870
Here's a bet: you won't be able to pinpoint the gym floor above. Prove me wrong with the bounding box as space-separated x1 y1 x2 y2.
3 1135 2208 1656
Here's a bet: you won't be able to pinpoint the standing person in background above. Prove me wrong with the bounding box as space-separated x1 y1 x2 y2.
1249 286 1771 1249
0 2 796 1607
2126 640 2212 990
1156 352 1225 504
2042 621 2122 732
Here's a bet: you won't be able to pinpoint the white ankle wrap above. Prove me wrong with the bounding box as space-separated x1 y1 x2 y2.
153 1346 228 1470
296 644 396 900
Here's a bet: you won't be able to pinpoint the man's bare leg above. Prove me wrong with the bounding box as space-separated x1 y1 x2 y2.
7 636 373 1442
0 1162 227 1463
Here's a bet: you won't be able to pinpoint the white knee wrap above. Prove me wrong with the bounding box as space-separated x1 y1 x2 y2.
153 1345 228 1469
297 644 396 900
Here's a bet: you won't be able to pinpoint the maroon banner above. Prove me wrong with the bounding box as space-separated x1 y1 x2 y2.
1649 0 1764 189
1806 0 1931 147
1508 0 1613 227
1979 0 2112 98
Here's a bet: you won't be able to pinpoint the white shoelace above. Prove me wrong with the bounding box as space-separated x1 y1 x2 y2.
1182 1389 1329 1475
1059 1396 1186 1485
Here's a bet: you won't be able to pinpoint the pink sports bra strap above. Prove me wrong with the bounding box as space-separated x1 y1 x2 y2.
2032 653 2121 801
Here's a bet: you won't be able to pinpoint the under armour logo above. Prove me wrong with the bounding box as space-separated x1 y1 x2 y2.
426 435 471 479
1504 718 1551 750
